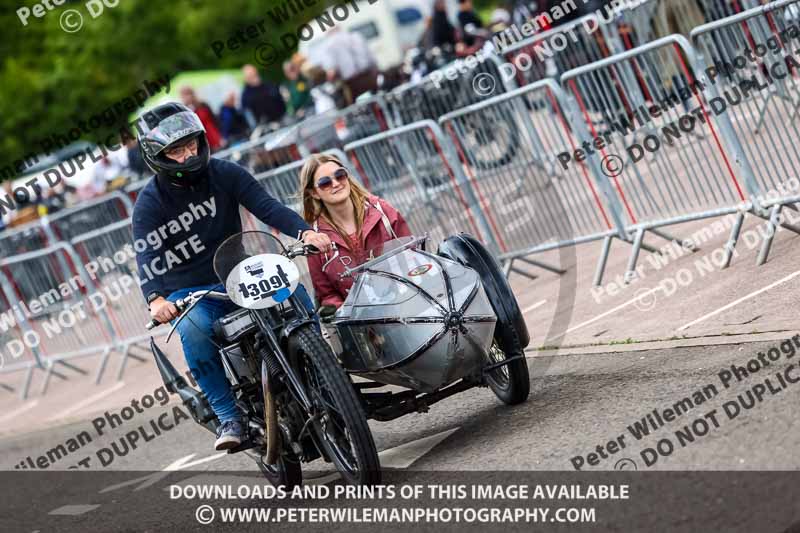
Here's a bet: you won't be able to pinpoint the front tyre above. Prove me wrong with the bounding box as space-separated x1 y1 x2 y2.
289 325 381 485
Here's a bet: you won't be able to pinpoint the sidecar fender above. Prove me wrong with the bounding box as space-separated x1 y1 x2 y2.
438 233 530 352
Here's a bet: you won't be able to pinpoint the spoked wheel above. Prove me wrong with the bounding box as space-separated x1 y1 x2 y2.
486 338 530 406
289 325 381 485
461 113 520 170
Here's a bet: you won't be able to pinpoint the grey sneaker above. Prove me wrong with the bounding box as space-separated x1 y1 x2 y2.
214 420 245 451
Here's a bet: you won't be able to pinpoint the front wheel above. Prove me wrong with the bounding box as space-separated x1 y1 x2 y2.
289 325 381 485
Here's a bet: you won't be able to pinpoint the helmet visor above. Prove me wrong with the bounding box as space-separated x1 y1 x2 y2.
141 111 205 156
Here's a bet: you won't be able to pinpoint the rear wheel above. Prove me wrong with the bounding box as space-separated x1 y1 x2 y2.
289 325 381 485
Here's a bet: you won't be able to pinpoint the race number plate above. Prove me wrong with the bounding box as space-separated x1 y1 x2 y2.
225 253 300 309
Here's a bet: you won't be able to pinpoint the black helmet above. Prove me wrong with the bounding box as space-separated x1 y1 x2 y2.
137 102 210 183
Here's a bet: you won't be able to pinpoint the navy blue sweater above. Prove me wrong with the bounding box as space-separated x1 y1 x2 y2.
132 158 311 300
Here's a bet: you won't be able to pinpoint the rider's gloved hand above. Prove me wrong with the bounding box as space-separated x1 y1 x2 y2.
302 230 332 253
150 297 179 325
319 305 337 323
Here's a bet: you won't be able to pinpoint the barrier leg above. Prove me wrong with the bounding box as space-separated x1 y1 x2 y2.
21 365 34 400
624 229 646 284
39 362 69 396
757 205 782 266
722 212 745 270
649 228 699 252
57 359 88 376
517 256 566 275
116 344 147 381
94 347 113 385
593 235 614 287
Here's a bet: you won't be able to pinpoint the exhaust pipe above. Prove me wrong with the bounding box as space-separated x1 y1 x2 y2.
150 337 218 432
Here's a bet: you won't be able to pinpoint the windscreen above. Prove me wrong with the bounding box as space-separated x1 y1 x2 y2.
213 231 287 284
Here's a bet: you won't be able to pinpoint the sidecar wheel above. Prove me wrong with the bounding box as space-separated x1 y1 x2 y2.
437 234 530 352
438 234 530 405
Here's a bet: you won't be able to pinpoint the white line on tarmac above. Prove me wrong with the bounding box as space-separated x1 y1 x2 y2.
48 381 126 421
565 287 661 334
677 269 800 332
48 504 100 516
0 400 39 424
522 299 548 314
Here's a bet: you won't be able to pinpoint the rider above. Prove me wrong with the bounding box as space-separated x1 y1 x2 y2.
298 153 411 313
132 103 331 451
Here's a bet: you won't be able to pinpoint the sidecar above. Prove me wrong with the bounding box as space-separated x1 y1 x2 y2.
329 234 531 420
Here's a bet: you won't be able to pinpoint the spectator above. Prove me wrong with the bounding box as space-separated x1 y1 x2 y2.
430 0 457 49
89 156 122 196
457 0 484 47
179 86 224 151
218 91 250 144
241 64 287 126
301 63 338 115
125 137 147 177
283 56 313 116
305 28 378 106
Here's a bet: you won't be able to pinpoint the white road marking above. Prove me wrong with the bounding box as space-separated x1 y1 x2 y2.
522 299 547 314
100 453 228 493
47 381 126 421
678 269 800 332
566 287 661 334
48 504 100 516
379 428 459 469
0 400 39 424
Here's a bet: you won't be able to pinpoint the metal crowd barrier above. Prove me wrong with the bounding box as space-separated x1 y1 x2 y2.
344 120 500 253
0 242 120 397
45 190 133 242
561 34 761 282
384 54 512 126
440 78 624 279
71 219 153 381
692 0 800 264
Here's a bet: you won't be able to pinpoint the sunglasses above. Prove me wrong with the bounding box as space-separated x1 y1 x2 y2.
315 168 349 191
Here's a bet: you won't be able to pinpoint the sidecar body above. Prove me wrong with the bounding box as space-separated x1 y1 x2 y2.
331 236 499 393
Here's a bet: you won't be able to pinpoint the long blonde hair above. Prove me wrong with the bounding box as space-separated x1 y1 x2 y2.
298 154 370 247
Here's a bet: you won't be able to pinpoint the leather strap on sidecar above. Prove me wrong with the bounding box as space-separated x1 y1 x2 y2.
372 201 397 239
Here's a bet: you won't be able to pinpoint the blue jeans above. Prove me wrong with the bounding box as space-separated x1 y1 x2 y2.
168 283 316 423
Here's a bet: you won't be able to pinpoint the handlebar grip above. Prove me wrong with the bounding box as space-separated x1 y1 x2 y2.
305 244 320 255
145 319 160 331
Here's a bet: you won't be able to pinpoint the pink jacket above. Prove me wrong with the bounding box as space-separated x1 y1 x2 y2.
308 196 412 308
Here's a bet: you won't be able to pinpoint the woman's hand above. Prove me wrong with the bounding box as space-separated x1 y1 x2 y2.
302 230 332 253
150 297 179 325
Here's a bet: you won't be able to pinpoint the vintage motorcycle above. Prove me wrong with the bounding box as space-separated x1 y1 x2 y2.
147 231 530 487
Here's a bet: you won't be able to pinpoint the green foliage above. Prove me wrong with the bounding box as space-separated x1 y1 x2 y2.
0 0 335 180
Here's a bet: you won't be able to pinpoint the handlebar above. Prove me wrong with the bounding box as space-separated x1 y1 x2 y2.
143 242 325 332
145 290 230 331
